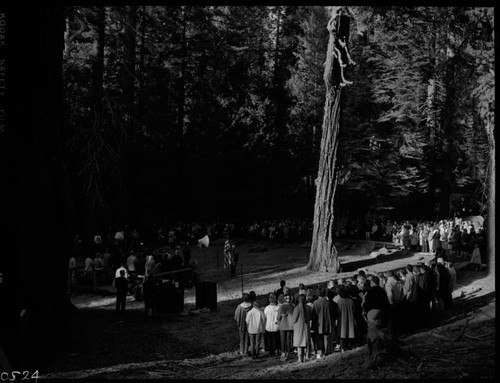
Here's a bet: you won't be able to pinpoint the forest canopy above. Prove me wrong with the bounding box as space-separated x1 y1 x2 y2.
61 6 494 236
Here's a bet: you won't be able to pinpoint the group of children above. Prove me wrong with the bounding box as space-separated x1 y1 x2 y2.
235 256 460 363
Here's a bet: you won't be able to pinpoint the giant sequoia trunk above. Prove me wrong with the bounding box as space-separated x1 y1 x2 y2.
1 6 75 370
307 7 354 272
485 121 495 277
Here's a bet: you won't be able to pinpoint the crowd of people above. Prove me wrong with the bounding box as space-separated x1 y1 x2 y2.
235 255 459 364
68 211 486 319
68 226 196 315
337 215 484 251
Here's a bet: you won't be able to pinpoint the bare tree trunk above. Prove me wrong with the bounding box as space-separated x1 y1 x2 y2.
485 121 495 277
308 7 354 272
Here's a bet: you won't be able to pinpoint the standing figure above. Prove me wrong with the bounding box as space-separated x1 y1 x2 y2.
93 232 102 253
230 245 239 277
445 261 457 308
127 251 138 275
416 264 432 327
311 287 333 359
470 243 482 271
306 293 317 358
143 274 157 317
402 265 418 332
115 270 128 314
291 294 311 363
336 286 356 352
234 293 252 356
245 301 266 359
145 255 155 277
264 293 280 357
276 280 286 298
68 254 77 290
402 226 411 250
182 242 192 267
384 270 405 337
277 294 294 360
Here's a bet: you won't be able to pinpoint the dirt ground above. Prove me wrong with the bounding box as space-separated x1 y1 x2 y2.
42 239 495 379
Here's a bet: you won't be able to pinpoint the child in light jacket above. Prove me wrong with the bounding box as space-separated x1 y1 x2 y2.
246 300 266 359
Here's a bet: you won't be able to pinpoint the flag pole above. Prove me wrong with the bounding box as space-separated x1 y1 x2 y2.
241 263 243 297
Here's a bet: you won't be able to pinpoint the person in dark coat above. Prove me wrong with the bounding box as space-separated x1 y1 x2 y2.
276 280 286 298
416 264 432 327
115 269 129 314
234 293 252 356
311 287 333 358
290 294 311 363
436 257 452 310
143 274 157 317
362 276 390 326
182 242 192 267
349 284 366 345
277 294 295 360
326 288 339 353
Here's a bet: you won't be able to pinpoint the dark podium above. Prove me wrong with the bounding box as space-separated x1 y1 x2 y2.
195 281 217 312
156 280 184 314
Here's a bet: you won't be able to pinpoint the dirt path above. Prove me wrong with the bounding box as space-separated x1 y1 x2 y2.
43 241 495 379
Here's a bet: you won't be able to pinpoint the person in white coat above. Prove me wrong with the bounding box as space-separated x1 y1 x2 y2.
264 294 280 357
245 301 266 359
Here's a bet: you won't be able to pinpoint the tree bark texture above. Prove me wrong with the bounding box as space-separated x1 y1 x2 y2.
485 122 495 277
308 7 353 272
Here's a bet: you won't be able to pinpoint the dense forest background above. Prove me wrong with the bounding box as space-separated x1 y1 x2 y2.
61 6 494 242
0 5 494 372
